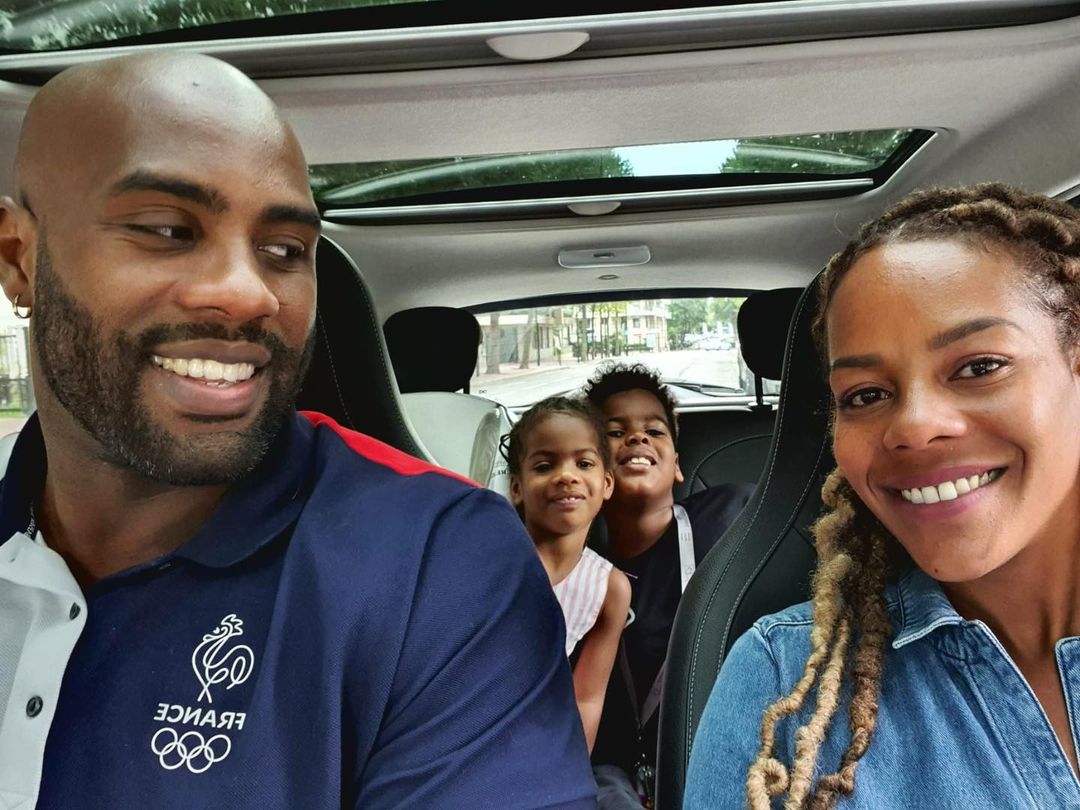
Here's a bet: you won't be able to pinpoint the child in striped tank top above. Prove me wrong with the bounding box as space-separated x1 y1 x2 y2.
507 396 632 753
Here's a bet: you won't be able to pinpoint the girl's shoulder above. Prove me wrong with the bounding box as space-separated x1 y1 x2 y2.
603 563 631 610
579 545 613 575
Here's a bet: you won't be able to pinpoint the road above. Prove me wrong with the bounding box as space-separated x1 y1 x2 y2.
473 349 742 407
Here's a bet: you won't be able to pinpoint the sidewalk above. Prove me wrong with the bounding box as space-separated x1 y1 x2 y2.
473 355 589 386
472 352 649 387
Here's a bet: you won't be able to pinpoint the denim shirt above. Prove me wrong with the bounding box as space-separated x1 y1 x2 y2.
684 568 1080 809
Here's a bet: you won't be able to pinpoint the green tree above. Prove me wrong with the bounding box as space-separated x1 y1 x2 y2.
709 297 743 332
594 301 627 357
518 309 538 369
312 151 635 204
667 299 711 349
721 130 910 175
483 312 501 375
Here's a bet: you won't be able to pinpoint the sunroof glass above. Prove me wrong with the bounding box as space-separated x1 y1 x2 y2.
0 2 1069 53
0 0 434 51
312 129 921 206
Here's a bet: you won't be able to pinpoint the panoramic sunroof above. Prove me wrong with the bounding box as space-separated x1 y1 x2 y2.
0 1 852 52
0 0 430 51
313 129 931 220
2 1 1069 53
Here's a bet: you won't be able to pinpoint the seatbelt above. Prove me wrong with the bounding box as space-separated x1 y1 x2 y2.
674 503 695 592
634 504 695 724
621 504 696 808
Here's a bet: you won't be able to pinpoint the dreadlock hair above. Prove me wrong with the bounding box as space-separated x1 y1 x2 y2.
748 183 1080 810
504 395 612 479
582 361 679 442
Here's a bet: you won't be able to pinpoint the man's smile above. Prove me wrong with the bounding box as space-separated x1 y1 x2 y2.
147 352 268 418
151 355 256 384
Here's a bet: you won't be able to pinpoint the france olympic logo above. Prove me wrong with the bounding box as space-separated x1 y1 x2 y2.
151 727 232 773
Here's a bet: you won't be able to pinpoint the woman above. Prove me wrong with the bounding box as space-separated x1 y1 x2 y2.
684 183 1080 808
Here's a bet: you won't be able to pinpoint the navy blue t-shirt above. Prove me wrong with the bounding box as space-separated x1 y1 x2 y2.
591 484 754 775
0 411 595 809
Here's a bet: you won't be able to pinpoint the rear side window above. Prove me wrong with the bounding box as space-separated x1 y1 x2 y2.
0 322 32 436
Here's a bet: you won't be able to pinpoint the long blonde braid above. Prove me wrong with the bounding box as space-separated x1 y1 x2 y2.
747 471 890 810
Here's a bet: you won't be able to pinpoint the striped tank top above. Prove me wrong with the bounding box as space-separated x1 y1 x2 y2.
552 546 613 657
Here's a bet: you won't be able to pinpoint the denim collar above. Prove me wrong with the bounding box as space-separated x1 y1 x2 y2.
889 566 966 650
0 411 315 570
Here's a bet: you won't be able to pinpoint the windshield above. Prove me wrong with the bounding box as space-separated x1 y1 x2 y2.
472 296 778 409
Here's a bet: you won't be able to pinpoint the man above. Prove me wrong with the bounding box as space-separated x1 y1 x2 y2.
0 53 595 809
584 363 753 808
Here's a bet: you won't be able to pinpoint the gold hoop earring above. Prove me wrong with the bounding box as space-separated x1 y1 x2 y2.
12 294 31 320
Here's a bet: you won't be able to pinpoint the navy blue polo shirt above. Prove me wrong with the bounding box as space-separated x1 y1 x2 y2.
0 411 596 809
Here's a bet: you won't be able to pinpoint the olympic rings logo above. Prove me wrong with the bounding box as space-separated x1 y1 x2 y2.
151 727 232 773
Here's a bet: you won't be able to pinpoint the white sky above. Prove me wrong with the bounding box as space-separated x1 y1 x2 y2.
614 139 739 176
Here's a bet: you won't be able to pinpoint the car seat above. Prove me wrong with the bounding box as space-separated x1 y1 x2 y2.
655 280 834 810
295 237 431 459
683 288 804 495
383 306 514 495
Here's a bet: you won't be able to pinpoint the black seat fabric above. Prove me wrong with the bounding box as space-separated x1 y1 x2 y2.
737 287 805 382
295 237 428 459
383 307 481 393
676 288 805 499
656 279 833 810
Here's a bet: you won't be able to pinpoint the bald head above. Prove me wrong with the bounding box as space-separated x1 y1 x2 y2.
16 52 308 219
0 52 321 487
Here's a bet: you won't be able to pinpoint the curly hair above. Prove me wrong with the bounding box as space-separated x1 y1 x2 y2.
582 362 679 441
748 183 1080 809
504 395 611 478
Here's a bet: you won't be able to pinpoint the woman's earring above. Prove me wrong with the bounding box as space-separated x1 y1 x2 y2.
12 294 31 320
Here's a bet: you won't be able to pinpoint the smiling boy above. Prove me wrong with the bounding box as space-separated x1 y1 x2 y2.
584 363 753 807
0 53 594 809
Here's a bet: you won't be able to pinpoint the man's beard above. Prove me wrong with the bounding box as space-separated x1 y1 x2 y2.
31 239 314 486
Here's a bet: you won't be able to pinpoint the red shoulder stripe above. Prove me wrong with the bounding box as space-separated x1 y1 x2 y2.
300 411 477 486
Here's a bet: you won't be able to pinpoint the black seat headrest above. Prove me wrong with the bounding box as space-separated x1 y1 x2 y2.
384 307 481 393
737 288 805 381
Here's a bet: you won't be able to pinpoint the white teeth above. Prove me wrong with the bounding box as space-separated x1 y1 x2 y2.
626 457 651 466
151 355 255 385
900 469 1003 504
203 360 224 381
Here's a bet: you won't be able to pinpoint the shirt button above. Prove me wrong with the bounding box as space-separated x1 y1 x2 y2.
69 603 81 620
26 696 43 718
